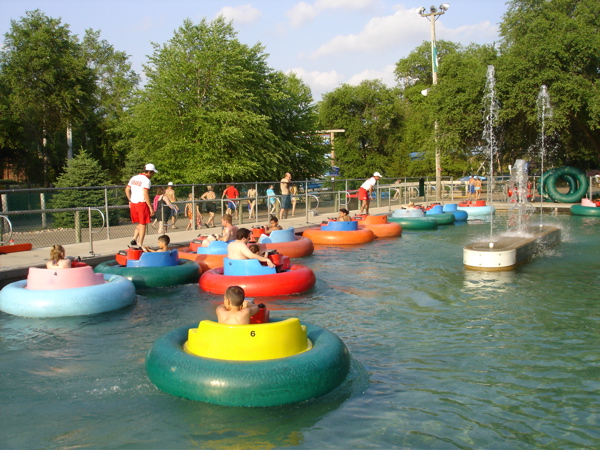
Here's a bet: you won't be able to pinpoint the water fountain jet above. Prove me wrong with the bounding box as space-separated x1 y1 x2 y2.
463 84 561 270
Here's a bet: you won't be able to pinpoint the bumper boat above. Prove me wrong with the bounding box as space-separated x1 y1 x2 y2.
353 214 402 238
252 227 314 258
199 256 315 297
443 203 468 221
389 208 438 230
303 220 375 245
425 204 456 225
457 200 496 218
0 263 136 317
145 316 350 407
179 240 228 272
95 249 200 289
570 198 600 217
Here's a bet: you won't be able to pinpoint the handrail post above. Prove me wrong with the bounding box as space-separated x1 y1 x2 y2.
40 193 47 228
75 211 81 243
104 187 110 240
88 208 94 255
305 181 309 223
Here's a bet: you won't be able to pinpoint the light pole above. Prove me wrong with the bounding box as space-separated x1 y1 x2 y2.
418 3 449 201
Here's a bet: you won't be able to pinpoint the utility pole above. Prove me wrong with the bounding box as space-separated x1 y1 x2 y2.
418 4 449 201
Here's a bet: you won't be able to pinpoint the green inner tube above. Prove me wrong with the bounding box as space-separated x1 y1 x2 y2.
570 204 600 217
146 320 351 407
94 259 200 289
388 216 438 230
427 212 456 225
543 166 589 203
538 168 556 197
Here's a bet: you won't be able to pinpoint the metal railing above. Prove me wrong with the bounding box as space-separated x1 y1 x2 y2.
3 176 541 248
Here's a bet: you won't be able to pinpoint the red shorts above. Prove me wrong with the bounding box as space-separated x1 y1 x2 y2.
358 187 369 201
130 202 151 224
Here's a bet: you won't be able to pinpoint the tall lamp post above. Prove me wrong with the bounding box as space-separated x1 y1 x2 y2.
418 3 449 202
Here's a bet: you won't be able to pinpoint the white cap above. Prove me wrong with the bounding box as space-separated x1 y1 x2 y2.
167 182 173 186
373 172 382 177
145 163 158 173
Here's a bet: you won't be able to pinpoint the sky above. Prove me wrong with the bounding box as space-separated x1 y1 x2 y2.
0 0 508 100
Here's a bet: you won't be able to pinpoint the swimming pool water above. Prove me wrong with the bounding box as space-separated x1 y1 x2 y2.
1 213 599 448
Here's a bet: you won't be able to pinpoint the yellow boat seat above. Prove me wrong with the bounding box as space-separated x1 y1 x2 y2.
184 317 312 361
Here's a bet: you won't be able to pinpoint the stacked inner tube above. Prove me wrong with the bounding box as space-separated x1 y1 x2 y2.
539 166 589 203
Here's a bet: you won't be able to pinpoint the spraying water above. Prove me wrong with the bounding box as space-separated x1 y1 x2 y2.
482 65 499 237
507 159 534 233
536 85 553 223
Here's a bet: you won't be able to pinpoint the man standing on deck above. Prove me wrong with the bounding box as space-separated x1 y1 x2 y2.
125 163 158 247
358 172 381 215
279 172 292 219
165 182 179 228
222 184 239 219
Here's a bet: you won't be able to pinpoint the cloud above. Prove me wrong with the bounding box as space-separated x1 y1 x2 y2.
133 16 165 32
346 64 396 87
286 67 346 99
216 4 262 25
445 21 499 44
309 7 422 58
308 6 499 59
287 0 380 27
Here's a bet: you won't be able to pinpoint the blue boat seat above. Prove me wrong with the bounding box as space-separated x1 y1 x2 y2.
321 221 358 231
126 249 179 267
259 227 295 244
426 205 444 215
196 240 228 255
223 258 276 276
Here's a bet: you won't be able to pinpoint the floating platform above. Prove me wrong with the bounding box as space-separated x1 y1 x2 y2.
463 225 561 271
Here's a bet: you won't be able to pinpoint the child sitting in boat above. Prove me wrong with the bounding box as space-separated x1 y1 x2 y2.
338 208 352 221
216 286 260 325
265 216 283 234
47 245 72 269
144 235 170 252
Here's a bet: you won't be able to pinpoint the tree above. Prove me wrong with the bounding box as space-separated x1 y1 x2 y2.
497 0 600 169
430 44 499 175
318 80 406 179
51 150 114 227
0 10 94 185
395 40 479 177
80 29 140 177
119 16 327 184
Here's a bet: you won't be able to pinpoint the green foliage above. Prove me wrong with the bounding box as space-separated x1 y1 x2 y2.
80 29 140 178
395 40 475 177
317 80 406 179
497 0 600 168
119 17 327 185
120 151 148 185
0 10 138 186
0 10 94 185
51 151 115 227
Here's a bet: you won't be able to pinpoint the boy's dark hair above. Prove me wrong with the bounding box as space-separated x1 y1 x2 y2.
339 208 349 215
225 286 245 307
269 216 279 223
158 234 170 245
248 244 260 254
236 228 251 240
